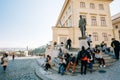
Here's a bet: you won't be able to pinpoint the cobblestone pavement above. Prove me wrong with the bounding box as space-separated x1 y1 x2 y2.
36 59 120 80
0 57 41 80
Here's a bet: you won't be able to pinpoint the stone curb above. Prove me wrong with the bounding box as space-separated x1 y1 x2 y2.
35 59 52 80
35 68 52 80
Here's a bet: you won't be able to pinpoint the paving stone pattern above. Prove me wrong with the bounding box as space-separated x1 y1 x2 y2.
0 58 41 80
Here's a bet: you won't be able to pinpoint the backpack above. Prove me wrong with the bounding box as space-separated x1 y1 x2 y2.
80 52 88 61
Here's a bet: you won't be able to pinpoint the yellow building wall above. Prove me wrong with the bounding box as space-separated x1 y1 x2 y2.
112 13 120 41
52 0 114 48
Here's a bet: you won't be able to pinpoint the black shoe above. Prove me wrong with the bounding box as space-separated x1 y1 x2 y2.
84 72 86 75
58 72 60 74
81 72 83 75
90 70 92 73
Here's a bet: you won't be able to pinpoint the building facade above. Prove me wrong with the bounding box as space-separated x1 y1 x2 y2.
52 0 114 48
112 13 120 41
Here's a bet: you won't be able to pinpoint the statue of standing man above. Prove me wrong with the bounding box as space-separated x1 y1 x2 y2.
79 15 86 38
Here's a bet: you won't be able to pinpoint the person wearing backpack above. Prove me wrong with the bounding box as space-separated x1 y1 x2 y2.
77 46 91 75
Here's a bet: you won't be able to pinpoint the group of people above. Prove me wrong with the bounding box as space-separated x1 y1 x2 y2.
56 45 107 75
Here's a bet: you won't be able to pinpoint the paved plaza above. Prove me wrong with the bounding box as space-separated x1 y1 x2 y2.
0 56 41 80
0 56 120 80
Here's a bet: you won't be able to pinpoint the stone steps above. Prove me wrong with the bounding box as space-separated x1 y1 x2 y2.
45 46 116 74
51 52 116 74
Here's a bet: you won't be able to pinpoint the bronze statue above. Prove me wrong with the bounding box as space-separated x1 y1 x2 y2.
79 15 86 38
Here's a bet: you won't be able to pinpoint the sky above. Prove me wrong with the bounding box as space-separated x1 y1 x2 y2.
0 0 120 48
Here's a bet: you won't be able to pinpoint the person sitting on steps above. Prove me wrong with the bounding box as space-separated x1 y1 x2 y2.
94 46 106 68
44 55 51 71
66 53 77 74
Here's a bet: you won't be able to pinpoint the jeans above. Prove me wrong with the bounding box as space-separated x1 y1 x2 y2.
58 64 65 75
88 62 93 70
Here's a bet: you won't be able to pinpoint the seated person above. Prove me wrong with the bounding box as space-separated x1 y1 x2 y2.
94 47 106 68
64 51 70 68
66 53 77 73
44 55 51 71
58 48 64 59
87 48 94 73
102 43 109 54
58 57 66 75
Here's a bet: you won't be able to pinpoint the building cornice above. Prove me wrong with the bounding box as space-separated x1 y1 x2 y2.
55 0 69 26
112 12 120 20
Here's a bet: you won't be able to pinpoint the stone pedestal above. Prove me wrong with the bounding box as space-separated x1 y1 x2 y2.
79 37 89 50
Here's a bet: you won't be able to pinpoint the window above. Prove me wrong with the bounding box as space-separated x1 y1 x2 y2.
93 32 98 41
65 21 68 27
66 11 68 16
99 4 104 10
80 2 85 8
59 20 62 27
68 6 71 13
68 16 72 27
63 16 65 21
90 3 95 9
91 16 97 26
101 17 106 26
59 36 67 44
102 33 108 41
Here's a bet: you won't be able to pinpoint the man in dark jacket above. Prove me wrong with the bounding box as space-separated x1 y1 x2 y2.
77 46 91 75
111 38 120 60
66 38 72 50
